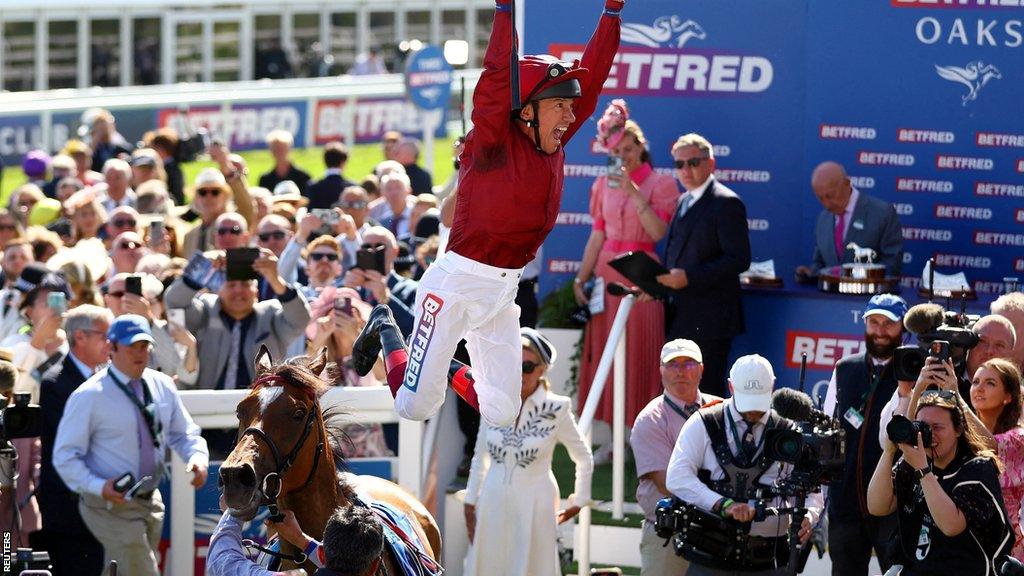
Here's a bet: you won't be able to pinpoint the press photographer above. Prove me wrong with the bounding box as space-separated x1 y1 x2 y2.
665 355 823 576
821 294 908 575
0 356 42 550
867 383 1013 575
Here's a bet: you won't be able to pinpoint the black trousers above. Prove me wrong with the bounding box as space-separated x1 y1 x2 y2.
31 528 105 576
827 513 898 576
515 278 538 329
693 337 732 398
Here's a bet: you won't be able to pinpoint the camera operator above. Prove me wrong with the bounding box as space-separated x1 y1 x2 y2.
867 386 1013 575
821 294 907 575
666 355 821 576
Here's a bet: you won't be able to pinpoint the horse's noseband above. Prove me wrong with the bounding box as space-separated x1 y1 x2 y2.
240 375 325 522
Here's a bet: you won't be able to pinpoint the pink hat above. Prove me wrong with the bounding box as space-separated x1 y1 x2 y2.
596 99 629 149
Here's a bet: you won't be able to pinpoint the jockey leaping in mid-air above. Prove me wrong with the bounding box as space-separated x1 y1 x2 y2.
352 0 624 427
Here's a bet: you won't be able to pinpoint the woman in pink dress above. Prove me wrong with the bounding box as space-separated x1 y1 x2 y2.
970 357 1024 561
573 101 679 426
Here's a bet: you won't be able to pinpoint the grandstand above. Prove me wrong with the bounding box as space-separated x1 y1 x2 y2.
0 0 489 91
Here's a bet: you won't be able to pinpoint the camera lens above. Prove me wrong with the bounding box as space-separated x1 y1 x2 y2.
887 415 917 445
767 429 803 463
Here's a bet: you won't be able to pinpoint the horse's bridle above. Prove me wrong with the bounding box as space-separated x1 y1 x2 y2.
241 375 325 524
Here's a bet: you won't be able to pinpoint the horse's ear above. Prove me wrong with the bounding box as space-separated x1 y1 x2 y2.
308 346 329 378
254 345 274 378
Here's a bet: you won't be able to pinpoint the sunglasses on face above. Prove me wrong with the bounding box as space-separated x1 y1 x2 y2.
197 188 222 197
217 225 244 236
0 224 16 232
257 230 287 242
522 361 541 374
674 157 708 170
360 242 385 250
338 201 368 210
309 252 339 262
117 241 141 250
105 290 125 298
112 219 137 228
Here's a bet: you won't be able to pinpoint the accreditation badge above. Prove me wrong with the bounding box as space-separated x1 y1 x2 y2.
844 406 865 430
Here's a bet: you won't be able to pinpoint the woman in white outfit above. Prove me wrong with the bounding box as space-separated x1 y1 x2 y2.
463 327 594 576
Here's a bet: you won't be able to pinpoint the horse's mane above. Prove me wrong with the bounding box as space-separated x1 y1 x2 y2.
253 356 350 470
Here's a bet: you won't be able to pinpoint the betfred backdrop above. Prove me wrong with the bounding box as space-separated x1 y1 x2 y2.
527 0 1024 300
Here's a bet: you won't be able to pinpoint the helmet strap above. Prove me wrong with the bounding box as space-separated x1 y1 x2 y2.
530 101 543 151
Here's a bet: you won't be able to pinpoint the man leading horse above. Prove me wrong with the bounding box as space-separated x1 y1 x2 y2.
353 0 625 427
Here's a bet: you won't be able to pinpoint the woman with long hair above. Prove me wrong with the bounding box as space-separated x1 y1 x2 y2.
67 193 107 243
971 357 1024 561
868 359 1014 575
463 328 593 576
573 100 679 431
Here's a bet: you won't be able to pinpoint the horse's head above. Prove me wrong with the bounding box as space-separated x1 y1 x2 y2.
219 345 331 520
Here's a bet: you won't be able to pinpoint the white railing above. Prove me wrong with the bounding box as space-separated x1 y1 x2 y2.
575 294 634 576
168 386 424 576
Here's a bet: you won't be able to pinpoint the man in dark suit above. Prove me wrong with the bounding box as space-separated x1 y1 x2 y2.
306 141 356 209
796 161 903 279
258 129 311 193
36 305 113 576
658 133 751 398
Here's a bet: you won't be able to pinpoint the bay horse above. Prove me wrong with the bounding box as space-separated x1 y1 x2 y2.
219 346 442 573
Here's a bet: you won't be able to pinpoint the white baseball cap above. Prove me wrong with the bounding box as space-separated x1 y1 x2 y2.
729 354 775 413
660 339 702 364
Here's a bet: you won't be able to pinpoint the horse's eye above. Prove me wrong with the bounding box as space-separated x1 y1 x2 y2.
293 408 306 421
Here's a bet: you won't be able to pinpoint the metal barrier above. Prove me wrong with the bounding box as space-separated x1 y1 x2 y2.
575 294 635 576
168 386 424 576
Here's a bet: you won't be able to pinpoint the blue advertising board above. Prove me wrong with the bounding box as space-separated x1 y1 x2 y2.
405 45 455 111
521 0 1024 385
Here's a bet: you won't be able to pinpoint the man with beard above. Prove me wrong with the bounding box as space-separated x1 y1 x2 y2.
822 294 907 576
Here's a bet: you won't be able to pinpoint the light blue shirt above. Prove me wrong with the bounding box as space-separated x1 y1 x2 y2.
67 351 98 379
52 364 209 497
207 512 325 576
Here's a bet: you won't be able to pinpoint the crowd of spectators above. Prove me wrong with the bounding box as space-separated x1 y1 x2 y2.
0 107 450 575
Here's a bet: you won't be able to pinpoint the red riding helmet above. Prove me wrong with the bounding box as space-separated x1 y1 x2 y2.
518 55 590 105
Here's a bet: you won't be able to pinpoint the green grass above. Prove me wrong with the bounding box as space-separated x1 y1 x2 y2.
0 137 459 205
552 444 644 529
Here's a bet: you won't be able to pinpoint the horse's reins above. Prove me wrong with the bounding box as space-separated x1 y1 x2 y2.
239 374 326 564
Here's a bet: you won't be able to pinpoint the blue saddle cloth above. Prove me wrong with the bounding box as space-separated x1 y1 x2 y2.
355 496 443 576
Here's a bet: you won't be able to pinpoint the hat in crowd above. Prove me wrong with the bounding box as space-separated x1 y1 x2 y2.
192 168 230 192
51 154 77 173
729 354 775 413
272 180 309 206
45 237 110 284
131 154 157 169
28 198 62 227
518 55 589 105
61 139 92 157
660 339 702 364
520 327 557 366
22 150 51 179
107 314 155 346
863 293 908 323
14 263 52 294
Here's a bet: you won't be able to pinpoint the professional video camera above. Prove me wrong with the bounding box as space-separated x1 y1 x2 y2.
893 301 980 381
0 393 41 441
764 388 846 494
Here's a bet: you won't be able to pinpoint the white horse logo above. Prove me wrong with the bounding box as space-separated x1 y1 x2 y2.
935 61 1002 106
621 15 707 49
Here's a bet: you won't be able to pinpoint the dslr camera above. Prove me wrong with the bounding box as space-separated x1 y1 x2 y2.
887 414 932 447
893 302 980 381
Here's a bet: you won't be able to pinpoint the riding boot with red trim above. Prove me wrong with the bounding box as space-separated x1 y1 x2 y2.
352 304 403 376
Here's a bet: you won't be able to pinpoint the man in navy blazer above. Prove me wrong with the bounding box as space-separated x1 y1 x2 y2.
36 305 113 576
657 134 751 398
306 141 356 209
797 161 904 278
